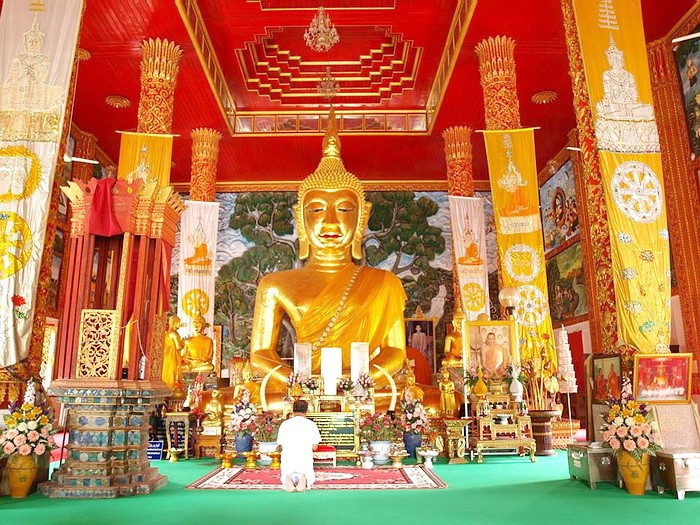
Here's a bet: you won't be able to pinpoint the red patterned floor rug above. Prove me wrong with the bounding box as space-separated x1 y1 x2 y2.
186 466 446 491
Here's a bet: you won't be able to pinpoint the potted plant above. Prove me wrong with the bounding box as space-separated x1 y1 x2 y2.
399 394 430 458
253 412 283 466
0 381 56 498
229 389 257 457
602 382 660 495
359 412 401 464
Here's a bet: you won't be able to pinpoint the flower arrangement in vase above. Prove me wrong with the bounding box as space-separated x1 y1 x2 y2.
337 376 354 394
0 381 56 498
287 372 304 399
253 411 283 466
521 334 559 410
302 377 319 393
359 412 401 465
229 389 257 456
399 394 430 458
602 379 660 495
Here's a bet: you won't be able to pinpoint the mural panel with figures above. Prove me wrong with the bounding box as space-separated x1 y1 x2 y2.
674 30 700 157
539 159 579 255
545 241 588 325
171 191 500 365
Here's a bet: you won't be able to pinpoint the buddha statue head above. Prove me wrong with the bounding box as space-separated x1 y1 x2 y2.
452 305 466 331
294 108 372 262
406 370 416 387
242 361 254 382
441 368 451 382
191 315 208 335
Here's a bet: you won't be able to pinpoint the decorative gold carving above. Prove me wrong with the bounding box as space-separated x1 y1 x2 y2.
531 90 558 104
648 40 700 372
75 309 120 379
149 314 167 380
443 126 475 197
105 95 131 109
75 48 91 61
475 36 521 130
136 38 182 135
71 129 97 182
561 0 617 351
189 128 222 202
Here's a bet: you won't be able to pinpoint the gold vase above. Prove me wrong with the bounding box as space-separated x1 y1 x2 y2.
7 454 38 499
618 451 650 496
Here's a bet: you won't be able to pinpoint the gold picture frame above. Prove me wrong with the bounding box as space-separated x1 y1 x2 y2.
462 319 518 381
633 353 693 404
405 317 437 373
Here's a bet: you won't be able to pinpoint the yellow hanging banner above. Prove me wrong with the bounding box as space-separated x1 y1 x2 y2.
116 132 174 186
573 0 671 353
483 128 555 364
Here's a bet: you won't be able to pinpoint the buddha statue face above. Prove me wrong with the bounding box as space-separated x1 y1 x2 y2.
406 373 416 387
192 316 207 335
302 188 360 255
441 369 450 381
242 366 253 382
211 389 220 400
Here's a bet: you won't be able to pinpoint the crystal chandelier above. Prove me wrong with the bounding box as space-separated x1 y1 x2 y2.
304 6 339 52
317 67 340 99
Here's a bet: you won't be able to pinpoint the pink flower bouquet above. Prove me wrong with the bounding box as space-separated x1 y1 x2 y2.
399 397 430 435
359 412 402 442
602 393 659 460
228 389 258 437
0 383 56 459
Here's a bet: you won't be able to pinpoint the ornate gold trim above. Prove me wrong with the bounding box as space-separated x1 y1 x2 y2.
170 179 489 193
537 140 572 186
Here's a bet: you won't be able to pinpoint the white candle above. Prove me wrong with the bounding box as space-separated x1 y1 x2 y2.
321 347 343 395
294 342 312 379
350 342 370 382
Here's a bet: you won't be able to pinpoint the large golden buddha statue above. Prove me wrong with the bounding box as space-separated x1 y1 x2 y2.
442 306 466 368
181 315 215 374
249 109 406 389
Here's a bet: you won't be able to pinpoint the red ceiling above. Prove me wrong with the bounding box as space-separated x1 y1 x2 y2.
49 0 696 184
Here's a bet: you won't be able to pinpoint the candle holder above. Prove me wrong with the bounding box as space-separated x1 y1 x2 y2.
243 451 258 469
269 450 282 470
220 452 234 469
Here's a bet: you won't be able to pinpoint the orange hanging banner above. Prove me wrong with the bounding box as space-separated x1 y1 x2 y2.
572 0 671 353
482 128 555 364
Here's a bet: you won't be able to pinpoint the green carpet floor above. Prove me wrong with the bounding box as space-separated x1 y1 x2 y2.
1 452 698 525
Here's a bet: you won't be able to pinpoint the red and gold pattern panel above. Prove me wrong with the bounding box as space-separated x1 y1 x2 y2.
236 26 421 106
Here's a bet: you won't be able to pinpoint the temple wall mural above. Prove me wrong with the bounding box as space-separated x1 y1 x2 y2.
171 190 499 364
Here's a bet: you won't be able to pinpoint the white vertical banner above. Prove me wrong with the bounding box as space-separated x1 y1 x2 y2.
0 2 84 368
448 196 490 320
177 201 219 337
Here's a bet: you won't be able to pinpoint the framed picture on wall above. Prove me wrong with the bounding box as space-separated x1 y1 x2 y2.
463 320 517 381
405 318 436 372
539 158 580 255
633 353 692 404
591 354 622 405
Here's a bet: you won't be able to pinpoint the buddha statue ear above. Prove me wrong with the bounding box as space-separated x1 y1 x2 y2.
294 203 310 260
351 201 372 260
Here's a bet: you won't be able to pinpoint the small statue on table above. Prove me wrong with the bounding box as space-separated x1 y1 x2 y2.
233 362 261 406
438 368 457 418
181 315 215 374
202 389 224 435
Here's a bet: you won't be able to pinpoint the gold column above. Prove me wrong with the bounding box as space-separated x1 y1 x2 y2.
71 128 97 182
189 128 222 202
137 38 183 135
443 126 475 311
560 0 617 352
475 36 521 130
648 40 700 368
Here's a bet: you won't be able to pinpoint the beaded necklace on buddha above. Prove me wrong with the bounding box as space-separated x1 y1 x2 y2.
311 266 363 352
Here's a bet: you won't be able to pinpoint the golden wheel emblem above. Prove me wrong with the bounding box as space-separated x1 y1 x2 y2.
181 288 209 317
0 146 42 203
0 211 33 279
462 283 486 312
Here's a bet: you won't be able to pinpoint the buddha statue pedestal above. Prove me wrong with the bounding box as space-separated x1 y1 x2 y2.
39 380 169 498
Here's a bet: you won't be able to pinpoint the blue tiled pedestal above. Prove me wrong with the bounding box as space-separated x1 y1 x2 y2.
39 380 169 498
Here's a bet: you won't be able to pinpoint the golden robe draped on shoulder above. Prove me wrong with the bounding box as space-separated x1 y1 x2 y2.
296 265 407 372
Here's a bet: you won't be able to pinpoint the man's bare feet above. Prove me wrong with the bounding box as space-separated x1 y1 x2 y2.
283 476 295 493
295 474 307 493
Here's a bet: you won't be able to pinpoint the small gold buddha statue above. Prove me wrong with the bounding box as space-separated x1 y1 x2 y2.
233 362 261 406
472 365 489 398
202 389 224 433
249 108 406 390
402 370 424 403
162 315 184 389
442 306 466 368
438 368 457 418
181 315 215 374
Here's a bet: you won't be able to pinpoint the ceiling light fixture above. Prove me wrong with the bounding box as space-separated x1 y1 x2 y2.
317 66 340 100
304 6 340 53
105 95 131 109
531 90 558 104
